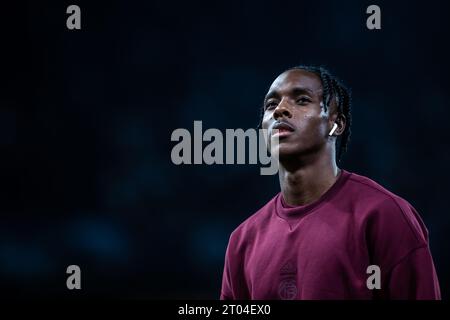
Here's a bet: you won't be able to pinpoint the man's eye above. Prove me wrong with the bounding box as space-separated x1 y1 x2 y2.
265 101 278 110
296 97 311 105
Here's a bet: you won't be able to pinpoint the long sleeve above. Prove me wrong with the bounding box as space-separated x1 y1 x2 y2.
363 195 441 300
385 245 441 300
220 230 250 300
220 243 234 300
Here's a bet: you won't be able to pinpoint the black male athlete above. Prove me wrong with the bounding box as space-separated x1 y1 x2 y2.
220 65 441 300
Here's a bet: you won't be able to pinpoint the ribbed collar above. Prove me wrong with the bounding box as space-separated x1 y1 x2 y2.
275 169 351 221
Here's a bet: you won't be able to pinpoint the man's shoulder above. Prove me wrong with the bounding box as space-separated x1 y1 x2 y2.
346 171 428 243
346 171 414 209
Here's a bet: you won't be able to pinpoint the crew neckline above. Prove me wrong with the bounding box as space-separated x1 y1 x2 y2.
275 169 351 221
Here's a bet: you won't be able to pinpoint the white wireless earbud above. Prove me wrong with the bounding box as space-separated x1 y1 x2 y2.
329 123 338 136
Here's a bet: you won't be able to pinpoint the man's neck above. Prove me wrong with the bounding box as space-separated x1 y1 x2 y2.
278 149 341 207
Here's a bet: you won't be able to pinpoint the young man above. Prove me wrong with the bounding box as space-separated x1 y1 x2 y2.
220 65 441 300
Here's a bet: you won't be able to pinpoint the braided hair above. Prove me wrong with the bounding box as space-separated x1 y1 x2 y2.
258 65 352 163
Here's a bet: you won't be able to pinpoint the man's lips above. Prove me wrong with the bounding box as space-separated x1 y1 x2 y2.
271 121 295 137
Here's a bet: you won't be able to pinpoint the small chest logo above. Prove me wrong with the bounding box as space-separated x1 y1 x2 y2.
280 261 297 275
278 261 298 300
278 278 297 300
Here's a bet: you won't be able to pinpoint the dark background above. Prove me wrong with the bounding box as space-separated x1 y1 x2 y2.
1 0 449 299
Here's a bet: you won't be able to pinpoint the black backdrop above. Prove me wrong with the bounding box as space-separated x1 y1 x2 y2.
1 0 449 299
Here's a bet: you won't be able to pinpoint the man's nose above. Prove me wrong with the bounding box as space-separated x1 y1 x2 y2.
273 98 293 120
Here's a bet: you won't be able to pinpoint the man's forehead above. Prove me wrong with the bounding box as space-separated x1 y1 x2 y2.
268 69 322 94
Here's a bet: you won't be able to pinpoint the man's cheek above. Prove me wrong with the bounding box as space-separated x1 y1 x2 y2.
262 114 271 129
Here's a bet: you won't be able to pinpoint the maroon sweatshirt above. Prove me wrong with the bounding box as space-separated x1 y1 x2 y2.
221 170 441 300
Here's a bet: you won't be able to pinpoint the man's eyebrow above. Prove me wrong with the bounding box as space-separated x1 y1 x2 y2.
291 86 316 95
264 86 319 103
264 90 280 103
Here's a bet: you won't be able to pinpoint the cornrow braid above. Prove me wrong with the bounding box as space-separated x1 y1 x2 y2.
257 65 352 163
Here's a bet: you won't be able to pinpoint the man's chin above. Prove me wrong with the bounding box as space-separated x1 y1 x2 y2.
271 144 300 161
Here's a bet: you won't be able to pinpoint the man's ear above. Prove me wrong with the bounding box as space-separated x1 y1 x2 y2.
329 113 346 136
334 113 346 136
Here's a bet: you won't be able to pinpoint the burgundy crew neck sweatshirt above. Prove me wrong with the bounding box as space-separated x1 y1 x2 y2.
220 170 441 300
